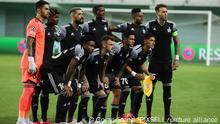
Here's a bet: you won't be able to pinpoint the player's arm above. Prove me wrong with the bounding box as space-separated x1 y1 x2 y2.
140 63 155 80
79 65 89 93
26 36 37 74
63 58 78 96
125 65 144 80
99 57 110 84
172 23 180 70
110 23 127 32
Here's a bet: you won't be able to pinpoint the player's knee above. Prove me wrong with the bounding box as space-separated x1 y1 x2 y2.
96 90 107 97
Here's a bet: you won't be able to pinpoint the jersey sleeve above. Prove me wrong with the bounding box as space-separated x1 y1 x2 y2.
26 20 37 38
81 22 89 33
110 43 121 56
145 22 150 31
172 22 178 37
116 23 127 32
73 44 85 61
55 25 65 41
129 48 138 61
59 26 67 41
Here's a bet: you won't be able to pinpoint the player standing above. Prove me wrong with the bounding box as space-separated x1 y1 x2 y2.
145 4 180 123
17 1 49 124
31 8 60 124
60 8 84 51
111 8 148 118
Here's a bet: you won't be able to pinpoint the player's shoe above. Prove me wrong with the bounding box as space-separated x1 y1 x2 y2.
82 116 90 123
33 121 41 124
164 116 179 124
120 114 128 124
127 112 134 119
145 116 151 123
40 120 52 124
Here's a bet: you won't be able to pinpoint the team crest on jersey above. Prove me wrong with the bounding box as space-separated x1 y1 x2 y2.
131 28 135 31
71 32 74 36
93 28 96 31
48 32 50 36
167 27 171 33
153 27 156 31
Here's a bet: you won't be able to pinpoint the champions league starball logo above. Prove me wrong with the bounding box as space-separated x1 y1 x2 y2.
18 39 26 54
182 47 195 61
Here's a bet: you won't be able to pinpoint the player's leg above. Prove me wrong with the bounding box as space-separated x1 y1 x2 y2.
40 88 50 123
162 63 178 123
77 93 90 123
17 81 35 124
145 84 156 122
41 69 69 123
31 84 41 123
67 80 79 123
118 76 130 118
109 74 121 119
131 80 143 118
145 62 160 122
100 84 110 119
92 90 107 121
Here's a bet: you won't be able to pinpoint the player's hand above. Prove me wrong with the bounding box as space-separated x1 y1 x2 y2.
98 82 104 90
28 56 37 74
82 82 89 92
149 73 156 80
172 59 179 71
135 73 145 80
102 76 109 84
114 77 121 88
63 85 73 97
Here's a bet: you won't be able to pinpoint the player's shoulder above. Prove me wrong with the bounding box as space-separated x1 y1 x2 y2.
145 19 156 28
61 24 71 29
147 19 156 24
28 18 40 26
115 42 123 48
92 48 100 56
132 44 142 54
167 20 176 25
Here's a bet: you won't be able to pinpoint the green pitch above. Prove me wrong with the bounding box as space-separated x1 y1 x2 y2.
0 54 220 124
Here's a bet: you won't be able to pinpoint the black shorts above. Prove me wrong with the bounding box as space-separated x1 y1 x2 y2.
89 82 102 94
148 62 173 84
107 73 121 90
128 77 142 87
41 68 77 95
120 74 131 91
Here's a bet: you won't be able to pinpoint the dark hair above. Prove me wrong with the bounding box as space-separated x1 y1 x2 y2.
144 33 155 40
155 4 167 12
49 8 59 16
80 33 95 45
131 8 142 15
35 0 49 11
122 31 135 40
93 5 104 13
69 7 82 15
101 35 115 43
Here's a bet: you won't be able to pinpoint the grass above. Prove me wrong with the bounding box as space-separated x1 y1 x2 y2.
0 54 220 124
